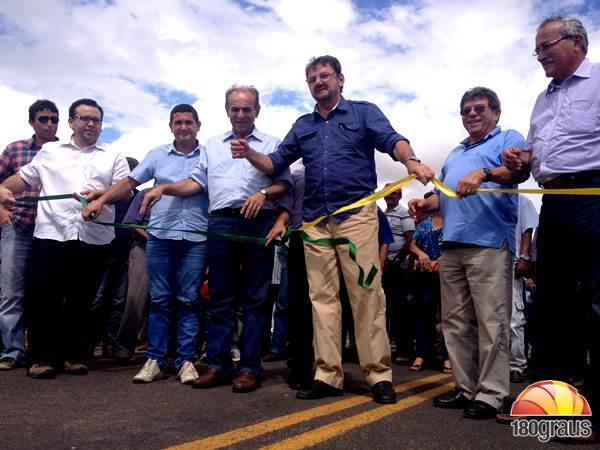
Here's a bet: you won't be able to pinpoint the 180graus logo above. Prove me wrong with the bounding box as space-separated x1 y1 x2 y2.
510 380 593 443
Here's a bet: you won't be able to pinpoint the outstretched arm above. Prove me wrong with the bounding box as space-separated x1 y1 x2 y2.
82 176 139 221
139 178 203 215
393 140 435 185
0 174 30 206
230 139 275 175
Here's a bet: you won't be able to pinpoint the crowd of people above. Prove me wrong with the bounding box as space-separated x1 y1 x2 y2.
0 15 597 442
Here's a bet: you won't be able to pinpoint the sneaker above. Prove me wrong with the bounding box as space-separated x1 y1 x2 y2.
27 363 56 379
132 359 165 383
177 361 199 385
0 357 18 370
230 346 241 363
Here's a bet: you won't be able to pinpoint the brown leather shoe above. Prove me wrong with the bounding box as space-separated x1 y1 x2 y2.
191 367 230 389
232 372 260 393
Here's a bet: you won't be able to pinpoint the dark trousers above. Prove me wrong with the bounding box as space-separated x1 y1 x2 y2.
287 232 313 384
382 262 413 355
26 238 108 368
532 186 600 431
205 212 274 377
413 271 448 361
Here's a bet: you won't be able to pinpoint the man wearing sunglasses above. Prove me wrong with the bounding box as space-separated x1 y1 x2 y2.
0 98 130 379
409 87 526 420
503 16 599 442
0 100 59 371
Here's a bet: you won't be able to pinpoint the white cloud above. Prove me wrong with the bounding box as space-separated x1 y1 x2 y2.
1 0 599 212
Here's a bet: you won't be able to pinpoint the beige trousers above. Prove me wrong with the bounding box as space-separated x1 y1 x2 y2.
303 203 392 389
440 245 513 409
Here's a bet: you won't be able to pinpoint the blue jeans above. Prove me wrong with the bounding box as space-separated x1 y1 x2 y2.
0 224 34 362
206 212 274 377
146 237 206 369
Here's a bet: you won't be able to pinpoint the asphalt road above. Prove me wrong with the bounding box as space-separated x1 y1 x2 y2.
0 356 571 449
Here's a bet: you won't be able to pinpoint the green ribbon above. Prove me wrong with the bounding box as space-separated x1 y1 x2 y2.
15 194 377 288
299 231 378 289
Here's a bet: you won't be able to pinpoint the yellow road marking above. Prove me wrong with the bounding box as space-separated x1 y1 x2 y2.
261 382 454 450
167 373 451 450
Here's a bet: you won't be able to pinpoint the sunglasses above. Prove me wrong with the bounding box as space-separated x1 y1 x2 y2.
37 116 59 125
460 104 488 116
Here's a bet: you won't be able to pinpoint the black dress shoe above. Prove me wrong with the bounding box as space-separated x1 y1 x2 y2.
433 388 471 409
296 380 343 400
371 381 397 404
463 400 498 420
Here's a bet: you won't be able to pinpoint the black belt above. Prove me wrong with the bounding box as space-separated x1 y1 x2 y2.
210 208 275 219
210 208 242 216
541 170 600 189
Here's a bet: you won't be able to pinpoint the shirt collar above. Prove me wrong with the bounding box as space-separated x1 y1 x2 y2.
168 140 202 156
28 135 58 149
460 126 501 149
546 58 591 95
222 126 264 143
68 135 106 151
312 96 346 117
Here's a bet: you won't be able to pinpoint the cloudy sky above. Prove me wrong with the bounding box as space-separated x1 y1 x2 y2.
1 0 599 208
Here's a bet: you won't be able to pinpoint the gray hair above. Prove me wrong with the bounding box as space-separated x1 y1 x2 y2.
460 87 501 112
225 85 260 109
538 16 588 55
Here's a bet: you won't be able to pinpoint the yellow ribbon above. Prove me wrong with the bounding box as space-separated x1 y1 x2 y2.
296 175 600 231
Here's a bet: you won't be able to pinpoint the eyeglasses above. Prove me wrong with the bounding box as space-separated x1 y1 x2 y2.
37 116 59 125
75 115 102 125
533 36 572 56
306 71 337 85
460 104 488 116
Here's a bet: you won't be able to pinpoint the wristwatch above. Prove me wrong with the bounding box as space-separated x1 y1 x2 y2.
406 156 421 164
259 189 269 199
519 254 531 262
483 168 493 182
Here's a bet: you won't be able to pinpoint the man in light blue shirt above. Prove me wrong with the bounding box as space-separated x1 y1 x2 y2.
410 87 525 420
141 85 291 393
83 104 209 385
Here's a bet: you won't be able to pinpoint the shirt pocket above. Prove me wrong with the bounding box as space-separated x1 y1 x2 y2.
337 121 364 144
562 100 598 133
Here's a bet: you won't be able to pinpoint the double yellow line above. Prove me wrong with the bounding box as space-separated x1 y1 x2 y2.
168 373 453 450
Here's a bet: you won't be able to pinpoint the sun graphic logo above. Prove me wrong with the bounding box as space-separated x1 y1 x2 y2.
511 380 592 416
510 380 593 442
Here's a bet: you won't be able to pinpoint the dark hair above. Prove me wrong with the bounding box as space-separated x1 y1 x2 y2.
69 98 104 120
538 16 588 55
169 104 199 124
29 99 58 122
460 87 501 112
225 85 260 109
305 55 342 78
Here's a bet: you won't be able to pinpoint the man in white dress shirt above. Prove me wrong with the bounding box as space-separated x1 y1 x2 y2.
0 98 130 379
